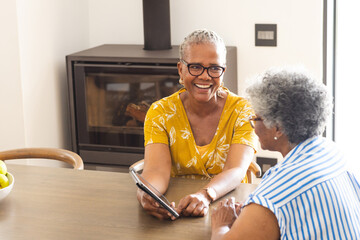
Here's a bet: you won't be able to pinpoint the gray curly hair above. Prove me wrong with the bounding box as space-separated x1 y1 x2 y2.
246 68 332 144
179 29 227 64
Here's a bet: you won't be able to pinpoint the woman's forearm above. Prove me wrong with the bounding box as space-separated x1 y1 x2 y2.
142 143 172 194
205 144 254 201
141 169 171 195
205 167 246 201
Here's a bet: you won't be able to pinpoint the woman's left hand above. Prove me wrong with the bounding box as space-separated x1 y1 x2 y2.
177 190 211 217
211 197 239 229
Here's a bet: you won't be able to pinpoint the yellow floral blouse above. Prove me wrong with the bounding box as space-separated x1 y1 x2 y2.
144 88 258 179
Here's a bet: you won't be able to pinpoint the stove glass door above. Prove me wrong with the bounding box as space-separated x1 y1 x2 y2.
74 63 181 152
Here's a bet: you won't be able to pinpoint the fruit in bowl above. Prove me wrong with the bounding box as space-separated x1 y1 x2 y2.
0 160 14 201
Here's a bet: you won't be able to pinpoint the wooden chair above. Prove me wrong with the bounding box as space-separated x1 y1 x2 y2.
130 159 261 184
0 148 84 170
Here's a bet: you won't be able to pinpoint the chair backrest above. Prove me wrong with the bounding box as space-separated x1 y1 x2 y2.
246 161 262 183
129 159 145 173
0 148 84 170
129 159 261 184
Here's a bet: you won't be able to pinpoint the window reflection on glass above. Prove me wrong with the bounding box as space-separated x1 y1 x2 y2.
85 73 181 136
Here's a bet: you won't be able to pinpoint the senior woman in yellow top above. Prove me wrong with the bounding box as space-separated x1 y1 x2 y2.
137 29 257 220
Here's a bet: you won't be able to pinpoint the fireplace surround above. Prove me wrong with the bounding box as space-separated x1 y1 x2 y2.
66 44 238 167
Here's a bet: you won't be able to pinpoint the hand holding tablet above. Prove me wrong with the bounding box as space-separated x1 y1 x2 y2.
130 168 180 219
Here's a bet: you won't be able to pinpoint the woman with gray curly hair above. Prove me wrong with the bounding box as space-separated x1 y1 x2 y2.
138 29 258 220
211 68 360 239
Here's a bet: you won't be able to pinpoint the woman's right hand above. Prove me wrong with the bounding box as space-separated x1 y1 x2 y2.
137 189 175 220
211 197 239 229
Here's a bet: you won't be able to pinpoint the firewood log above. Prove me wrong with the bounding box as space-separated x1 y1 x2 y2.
125 103 149 122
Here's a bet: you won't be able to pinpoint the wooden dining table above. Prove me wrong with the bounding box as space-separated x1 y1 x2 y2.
0 164 258 239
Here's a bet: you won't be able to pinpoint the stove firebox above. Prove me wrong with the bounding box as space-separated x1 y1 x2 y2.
66 44 237 167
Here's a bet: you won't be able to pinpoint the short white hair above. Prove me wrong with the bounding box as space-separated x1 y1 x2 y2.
179 29 227 64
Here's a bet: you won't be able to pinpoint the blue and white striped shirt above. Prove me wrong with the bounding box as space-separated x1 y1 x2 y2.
244 136 360 239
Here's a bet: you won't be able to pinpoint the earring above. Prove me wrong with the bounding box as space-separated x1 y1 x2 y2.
179 78 184 85
216 82 225 98
216 90 224 98
274 137 278 140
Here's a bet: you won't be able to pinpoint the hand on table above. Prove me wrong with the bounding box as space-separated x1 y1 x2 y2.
177 190 211 217
211 197 242 229
137 189 177 220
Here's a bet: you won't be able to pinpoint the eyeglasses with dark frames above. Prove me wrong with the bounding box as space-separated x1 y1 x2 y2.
249 116 263 128
180 59 225 78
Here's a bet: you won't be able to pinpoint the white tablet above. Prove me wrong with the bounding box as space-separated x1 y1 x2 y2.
129 168 180 218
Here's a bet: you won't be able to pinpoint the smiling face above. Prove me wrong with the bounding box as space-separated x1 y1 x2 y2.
178 43 226 103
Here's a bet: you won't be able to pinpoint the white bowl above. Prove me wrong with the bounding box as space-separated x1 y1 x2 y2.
0 172 14 202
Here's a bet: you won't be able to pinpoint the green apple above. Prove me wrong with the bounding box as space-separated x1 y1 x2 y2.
0 160 7 175
0 173 9 189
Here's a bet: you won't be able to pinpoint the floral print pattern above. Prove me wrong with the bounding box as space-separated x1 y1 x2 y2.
144 88 258 178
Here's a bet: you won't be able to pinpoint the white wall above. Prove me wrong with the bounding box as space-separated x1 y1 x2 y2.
15 0 89 149
1 0 322 163
0 0 25 150
170 0 323 95
88 0 143 46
